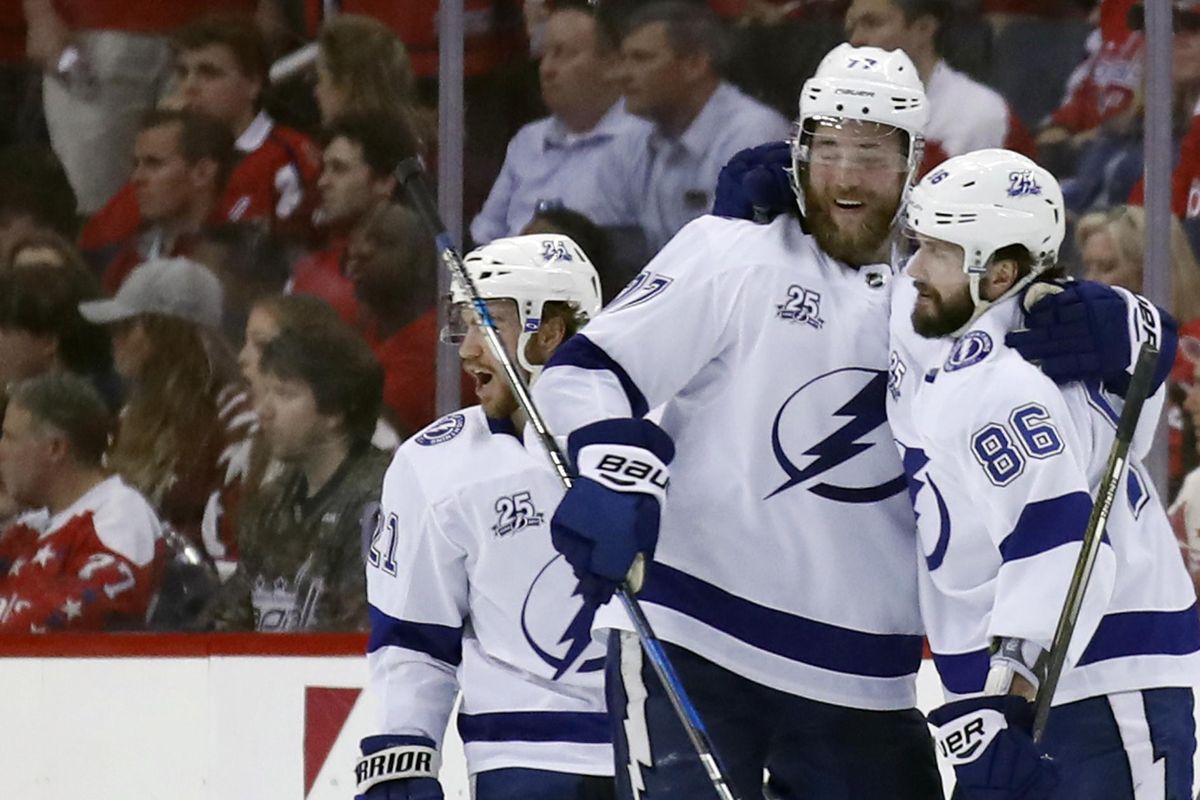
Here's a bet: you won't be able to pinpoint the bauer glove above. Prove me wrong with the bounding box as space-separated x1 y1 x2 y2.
551 418 674 607
928 695 1058 800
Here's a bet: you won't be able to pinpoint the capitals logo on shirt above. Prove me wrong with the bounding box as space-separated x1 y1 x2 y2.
768 367 907 502
521 555 605 680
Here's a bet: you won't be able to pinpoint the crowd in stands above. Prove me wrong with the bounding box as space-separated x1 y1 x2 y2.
5 0 1200 633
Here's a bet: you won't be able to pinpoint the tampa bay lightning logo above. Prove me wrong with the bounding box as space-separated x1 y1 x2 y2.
768 368 907 502
944 331 992 372
415 413 465 446
521 555 605 679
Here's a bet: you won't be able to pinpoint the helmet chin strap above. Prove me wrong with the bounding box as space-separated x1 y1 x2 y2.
949 258 1042 338
516 330 542 384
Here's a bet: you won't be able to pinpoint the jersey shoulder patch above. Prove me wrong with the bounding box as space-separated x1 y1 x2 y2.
943 330 993 373
415 413 467 446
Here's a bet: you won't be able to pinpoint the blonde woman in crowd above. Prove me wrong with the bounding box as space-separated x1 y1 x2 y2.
79 257 256 580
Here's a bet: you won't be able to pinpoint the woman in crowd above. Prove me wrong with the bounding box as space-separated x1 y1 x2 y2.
79 257 256 580
1077 203 1200 497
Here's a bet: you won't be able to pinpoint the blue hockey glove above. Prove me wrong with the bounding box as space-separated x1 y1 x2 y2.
1006 279 1177 397
928 696 1058 800
355 735 444 800
712 140 793 222
551 418 675 607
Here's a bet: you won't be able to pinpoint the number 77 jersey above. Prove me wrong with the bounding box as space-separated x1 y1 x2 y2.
887 273 1200 704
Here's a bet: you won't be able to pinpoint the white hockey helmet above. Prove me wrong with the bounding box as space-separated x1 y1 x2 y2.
905 148 1065 327
791 43 929 215
450 234 603 374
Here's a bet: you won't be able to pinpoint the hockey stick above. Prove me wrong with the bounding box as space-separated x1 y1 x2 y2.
396 157 742 800
1031 342 1160 743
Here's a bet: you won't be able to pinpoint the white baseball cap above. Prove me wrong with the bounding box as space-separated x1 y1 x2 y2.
79 257 223 329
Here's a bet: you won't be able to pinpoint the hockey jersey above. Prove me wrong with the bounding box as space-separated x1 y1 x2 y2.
367 408 612 777
0 475 164 632
535 214 925 710
887 273 1200 705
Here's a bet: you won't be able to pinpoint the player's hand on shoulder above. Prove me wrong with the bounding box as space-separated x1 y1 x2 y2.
355 735 443 800
928 695 1058 800
1006 278 1177 397
551 418 675 607
712 140 793 222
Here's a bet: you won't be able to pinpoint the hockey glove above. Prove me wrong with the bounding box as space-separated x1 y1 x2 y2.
355 735 444 800
551 418 675 607
712 140 793 222
928 696 1058 800
1006 279 1177 397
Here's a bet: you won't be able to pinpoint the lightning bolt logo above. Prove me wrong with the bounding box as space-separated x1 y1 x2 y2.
901 444 951 570
520 555 604 678
768 369 906 502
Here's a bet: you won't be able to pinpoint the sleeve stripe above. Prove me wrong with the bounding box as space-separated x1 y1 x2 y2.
544 333 650 418
931 648 990 695
457 711 611 745
1078 604 1200 666
998 491 1095 563
367 604 463 665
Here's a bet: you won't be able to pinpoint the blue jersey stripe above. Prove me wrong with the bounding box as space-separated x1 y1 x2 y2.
457 710 612 745
367 604 463 665
639 562 924 679
544 334 650 418
998 492 1095 563
932 648 990 695
1078 604 1200 666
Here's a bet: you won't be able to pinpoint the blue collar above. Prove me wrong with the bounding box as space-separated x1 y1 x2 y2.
486 415 520 440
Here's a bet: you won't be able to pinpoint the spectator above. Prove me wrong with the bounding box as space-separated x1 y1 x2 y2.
314 14 417 124
592 1 791 253
470 5 650 245
20 0 259 213
99 109 237 293
204 322 389 631
81 14 323 260
290 112 416 326
191 222 292 346
0 144 78 266
0 263 120 410
6 229 87 272
78 257 255 579
0 372 163 632
520 203 623 302
345 203 439 437
1077 204 1200 497
844 0 1037 175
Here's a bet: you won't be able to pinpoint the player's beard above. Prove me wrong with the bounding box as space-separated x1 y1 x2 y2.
802 178 898 267
911 281 976 338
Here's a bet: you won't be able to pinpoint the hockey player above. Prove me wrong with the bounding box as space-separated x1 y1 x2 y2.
355 234 613 800
535 43 1176 799
537 43 941 799
891 149 1200 799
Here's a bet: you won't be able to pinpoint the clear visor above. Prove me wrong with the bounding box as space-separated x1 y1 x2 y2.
891 222 920 272
796 117 909 174
440 297 520 345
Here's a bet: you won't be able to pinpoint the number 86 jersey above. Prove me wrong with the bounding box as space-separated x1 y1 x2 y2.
887 273 1200 706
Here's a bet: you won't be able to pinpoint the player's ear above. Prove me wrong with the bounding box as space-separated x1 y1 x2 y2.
983 258 1020 300
527 315 567 365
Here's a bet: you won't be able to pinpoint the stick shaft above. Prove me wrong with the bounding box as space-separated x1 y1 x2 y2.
1032 343 1160 742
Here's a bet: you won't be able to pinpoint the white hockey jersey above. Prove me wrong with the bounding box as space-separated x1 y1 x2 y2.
534 214 925 711
887 273 1200 706
366 407 612 777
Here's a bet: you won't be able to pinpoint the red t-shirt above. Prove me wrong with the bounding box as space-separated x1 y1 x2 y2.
289 239 362 327
0 475 163 632
99 229 203 294
365 308 438 437
81 116 322 256
1049 0 1142 134
56 0 256 33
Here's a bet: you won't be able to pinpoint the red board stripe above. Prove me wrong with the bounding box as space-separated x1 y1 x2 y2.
0 633 369 658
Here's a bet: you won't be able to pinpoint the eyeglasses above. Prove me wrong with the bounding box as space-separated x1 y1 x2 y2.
1128 4 1200 34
